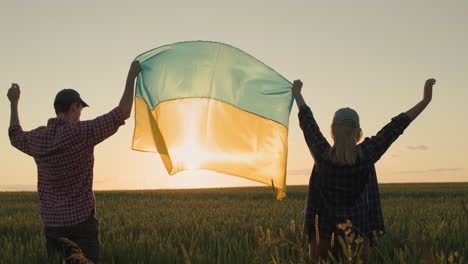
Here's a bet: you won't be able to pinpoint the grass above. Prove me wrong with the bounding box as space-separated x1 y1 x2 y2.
0 183 467 263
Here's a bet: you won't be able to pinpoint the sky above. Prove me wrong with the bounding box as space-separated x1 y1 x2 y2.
1 0 467 191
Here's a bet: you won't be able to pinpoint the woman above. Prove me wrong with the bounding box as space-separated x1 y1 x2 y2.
293 78 436 263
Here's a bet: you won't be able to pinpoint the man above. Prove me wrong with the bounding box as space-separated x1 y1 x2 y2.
7 61 142 263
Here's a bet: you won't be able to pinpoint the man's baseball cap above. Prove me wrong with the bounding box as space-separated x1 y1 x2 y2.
332 107 360 128
54 89 89 113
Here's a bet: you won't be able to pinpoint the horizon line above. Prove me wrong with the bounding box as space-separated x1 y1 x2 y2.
1 181 467 192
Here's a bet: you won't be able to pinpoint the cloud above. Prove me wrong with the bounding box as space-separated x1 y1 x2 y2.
429 168 464 173
0 185 36 191
287 169 312 175
407 145 429 151
397 168 464 174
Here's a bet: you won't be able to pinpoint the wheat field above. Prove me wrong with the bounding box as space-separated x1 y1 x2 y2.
0 183 467 263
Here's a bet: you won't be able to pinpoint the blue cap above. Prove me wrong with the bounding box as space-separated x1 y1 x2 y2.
333 107 360 128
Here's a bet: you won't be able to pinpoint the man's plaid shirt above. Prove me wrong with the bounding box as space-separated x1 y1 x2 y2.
298 105 411 239
9 108 125 227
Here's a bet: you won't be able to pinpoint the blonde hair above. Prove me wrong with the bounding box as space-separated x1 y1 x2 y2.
329 120 363 166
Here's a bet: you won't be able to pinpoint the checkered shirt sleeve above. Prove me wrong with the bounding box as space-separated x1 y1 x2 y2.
9 124 37 156
77 107 125 146
298 105 331 162
360 113 412 163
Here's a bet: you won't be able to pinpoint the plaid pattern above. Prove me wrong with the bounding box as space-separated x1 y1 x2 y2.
9 108 125 227
299 105 411 239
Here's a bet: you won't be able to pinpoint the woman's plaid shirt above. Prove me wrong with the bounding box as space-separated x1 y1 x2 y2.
9 108 125 227
298 105 411 240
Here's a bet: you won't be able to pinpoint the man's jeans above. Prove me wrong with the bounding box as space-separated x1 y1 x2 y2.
44 212 100 263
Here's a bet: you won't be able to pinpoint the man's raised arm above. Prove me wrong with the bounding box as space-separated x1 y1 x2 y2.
119 61 142 120
8 83 21 127
7 83 32 155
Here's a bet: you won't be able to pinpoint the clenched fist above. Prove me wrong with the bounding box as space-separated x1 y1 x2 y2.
292 79 303 96
7 83 20 104
423 78 436 103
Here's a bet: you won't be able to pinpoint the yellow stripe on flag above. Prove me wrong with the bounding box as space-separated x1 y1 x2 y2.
133 96 287 199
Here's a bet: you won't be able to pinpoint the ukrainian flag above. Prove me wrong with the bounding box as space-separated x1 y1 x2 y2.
132 41 293 199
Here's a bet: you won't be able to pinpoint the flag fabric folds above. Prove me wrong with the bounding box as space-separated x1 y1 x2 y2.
132 41 293 199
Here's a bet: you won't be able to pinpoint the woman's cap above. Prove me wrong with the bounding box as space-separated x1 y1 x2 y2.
333 107 360 128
